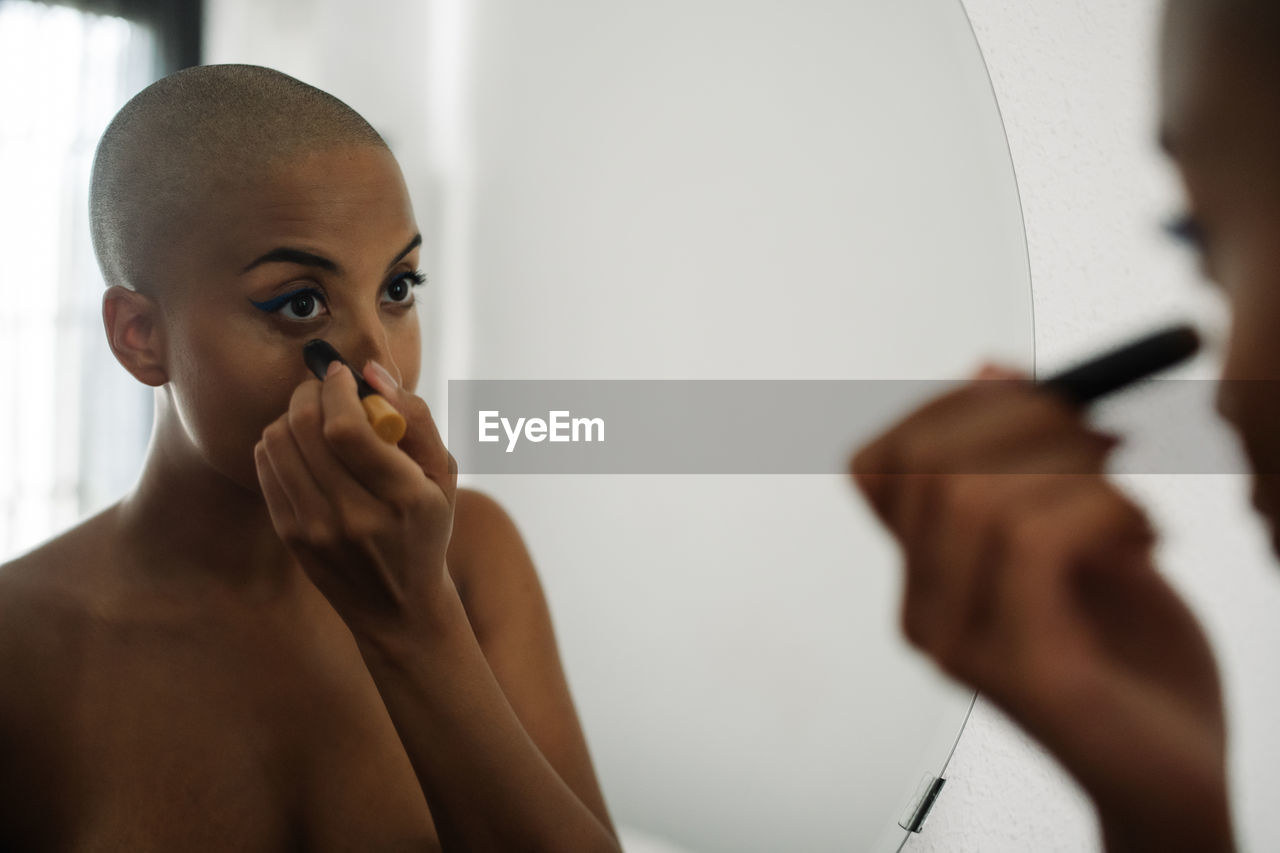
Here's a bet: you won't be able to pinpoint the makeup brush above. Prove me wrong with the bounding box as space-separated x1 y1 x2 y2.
1037 324 1201 406
302 339 407 444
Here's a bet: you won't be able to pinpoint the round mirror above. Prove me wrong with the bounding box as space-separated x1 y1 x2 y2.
448 2 1031 851
205 1 1032 850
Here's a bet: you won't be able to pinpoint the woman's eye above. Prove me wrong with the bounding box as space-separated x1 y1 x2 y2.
249 287 328 321
281 290 325 320
383 270 426 306
1163 213 1207 250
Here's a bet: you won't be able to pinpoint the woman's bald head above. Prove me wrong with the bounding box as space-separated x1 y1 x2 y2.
1160 0 1280 166
89 64 388 294
1164 0 1280 64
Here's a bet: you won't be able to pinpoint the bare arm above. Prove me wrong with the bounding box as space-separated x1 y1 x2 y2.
448 489 616 837
357 585 617 853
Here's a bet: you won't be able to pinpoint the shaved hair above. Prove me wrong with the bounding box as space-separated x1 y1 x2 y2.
89 64 387 294
1168 0 1280 43
1163 0 1280 116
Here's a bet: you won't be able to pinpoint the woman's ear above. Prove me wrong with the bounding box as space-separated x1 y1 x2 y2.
102 285 168 387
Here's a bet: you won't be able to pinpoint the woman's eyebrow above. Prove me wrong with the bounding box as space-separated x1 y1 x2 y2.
241 247 339 274
387 233 422 271
239 233 421 276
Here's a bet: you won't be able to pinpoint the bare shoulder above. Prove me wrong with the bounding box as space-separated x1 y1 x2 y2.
448 488 529 569
446 488 544 640
0 506 116 604
0 508 118 713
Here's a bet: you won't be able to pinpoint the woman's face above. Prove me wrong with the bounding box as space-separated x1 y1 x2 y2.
1160 2 1280 541
157 144 423 491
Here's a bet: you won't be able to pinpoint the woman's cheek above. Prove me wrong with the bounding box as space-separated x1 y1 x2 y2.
210 355 299 482
390 317 422 392
1217 227 1280 493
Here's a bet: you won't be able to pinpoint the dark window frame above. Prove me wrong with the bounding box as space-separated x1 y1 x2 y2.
25 0 201 72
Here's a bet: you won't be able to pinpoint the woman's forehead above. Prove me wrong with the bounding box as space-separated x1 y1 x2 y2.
256 146 411 207
205 148 417 261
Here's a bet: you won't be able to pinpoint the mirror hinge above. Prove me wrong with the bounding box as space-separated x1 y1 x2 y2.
898 775 946 834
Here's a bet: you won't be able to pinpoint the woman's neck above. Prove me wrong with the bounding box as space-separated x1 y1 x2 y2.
115 403 302 600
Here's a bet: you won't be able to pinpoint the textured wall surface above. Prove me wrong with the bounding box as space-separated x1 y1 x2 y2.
910 2 1280 850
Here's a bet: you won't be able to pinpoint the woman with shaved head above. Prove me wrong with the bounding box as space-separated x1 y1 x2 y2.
853 1 1280 850
0 64 619 851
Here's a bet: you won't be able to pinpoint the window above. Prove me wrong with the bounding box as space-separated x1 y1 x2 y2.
0 0 197 556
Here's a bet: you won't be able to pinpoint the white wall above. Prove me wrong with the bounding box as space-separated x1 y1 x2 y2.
911 2 1280 850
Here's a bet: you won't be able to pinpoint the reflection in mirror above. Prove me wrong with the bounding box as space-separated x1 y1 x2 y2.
2 0 1031 850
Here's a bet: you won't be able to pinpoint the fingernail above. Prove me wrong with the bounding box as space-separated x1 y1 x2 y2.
975 363 1025 381
975 364 1002 380
325 361 343 379
366 359 398 392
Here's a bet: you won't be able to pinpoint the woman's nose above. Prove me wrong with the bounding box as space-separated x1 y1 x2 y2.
1214 372 1228 415
336 319 401 385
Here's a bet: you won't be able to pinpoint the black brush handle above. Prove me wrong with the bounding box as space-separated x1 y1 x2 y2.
301 338 407 444
303 339 377 399
1037 324 1201 407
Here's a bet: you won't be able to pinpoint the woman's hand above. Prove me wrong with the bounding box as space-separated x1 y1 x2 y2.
255 362 618 853
850 366 1234 853
254 360 458 642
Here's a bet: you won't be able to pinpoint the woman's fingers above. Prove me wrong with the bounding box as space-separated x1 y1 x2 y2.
258 413 337 544
259 363 453 537
901 468 1113 669
853 367 1034 521
981 479 1156 707
316 363 442 508
361 359 457 492
286 371 383 510
851 368 1148 693
996 479 1155 639
864 378 1113 621
899 471 1152 698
